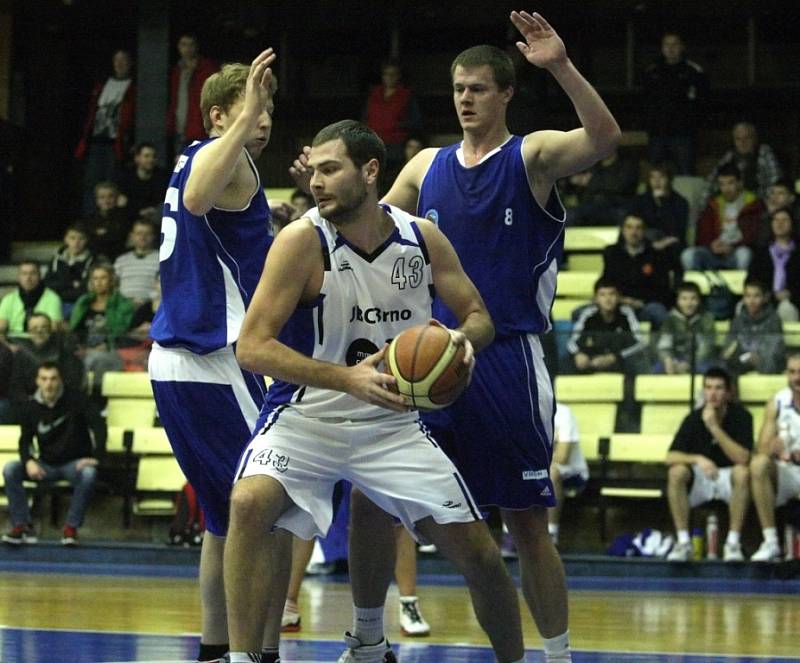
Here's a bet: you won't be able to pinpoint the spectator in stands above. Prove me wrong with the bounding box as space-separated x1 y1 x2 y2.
642 32 708 175
44 222 95 319
289 188 314 221
1 362 100 546
403 134 426 164
567 277 646 374
722 278 785 375
665 366 752 562
548 402 589 546
704 122 782 201
601 214 680 328
656 281 716 374
69 264 133 392
74 49 136 215
628 163 689 254
749 353 800 562
0 261 63 345
166 34 218 157
757 180 799 246
0 343 12 423
681 164 762 271
564 149 639 226
113 219 159 308
747 208 800 323
9 313 85 400
86 181 131 261
117 142 169 222
364 59 422 186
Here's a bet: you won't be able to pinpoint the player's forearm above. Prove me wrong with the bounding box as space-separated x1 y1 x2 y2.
237 337 351 393
547 59 621 153
712 428 751 465
665 451 701 466
456 310 494 354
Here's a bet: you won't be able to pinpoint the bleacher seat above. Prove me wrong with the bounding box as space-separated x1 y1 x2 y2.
683 270 746 295
102 372 153 398
264 187 295 203
10 241 62 263
106 398 157 428
132 456 186 517
551 298 585 322
748 405 765 439
563 227 618 252
133 427 172 455
570 403 616 463
738 374 786 403
556 271 596 300
635 375 697 403
640 403 690 435
555 373 624 403
0 425 20 452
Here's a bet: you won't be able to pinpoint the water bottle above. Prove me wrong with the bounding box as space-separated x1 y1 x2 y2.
691 528 704 560
706 514 719 560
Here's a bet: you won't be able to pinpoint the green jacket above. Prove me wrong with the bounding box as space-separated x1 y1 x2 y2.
69 291 134 349
0 287 63 337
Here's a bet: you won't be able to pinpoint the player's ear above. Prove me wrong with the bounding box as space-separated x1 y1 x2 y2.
208 105 225 132
363 158 380 186
502 84 514 105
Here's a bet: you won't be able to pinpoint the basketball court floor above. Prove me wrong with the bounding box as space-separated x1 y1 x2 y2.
0 562 797 662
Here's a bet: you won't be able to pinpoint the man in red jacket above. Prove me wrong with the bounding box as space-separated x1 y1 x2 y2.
681 163 763 271
167 34 218 157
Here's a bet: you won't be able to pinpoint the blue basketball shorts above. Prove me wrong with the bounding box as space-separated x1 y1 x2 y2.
422 333 556 510
148 343 266 535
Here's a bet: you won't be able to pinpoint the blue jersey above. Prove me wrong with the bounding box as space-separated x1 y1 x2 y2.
151 139 273 354
417 135 565 337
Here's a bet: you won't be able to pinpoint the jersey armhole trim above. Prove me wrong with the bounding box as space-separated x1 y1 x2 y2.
210 149 263 213
519 135 567 225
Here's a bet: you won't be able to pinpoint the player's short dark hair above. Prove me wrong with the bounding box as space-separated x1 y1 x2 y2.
312 120 386 173
743 277 768 294
37 360 61 375
717 163 742 181
676 281 702 298
451 45 516 90
593 277 619 293
703 366 732 391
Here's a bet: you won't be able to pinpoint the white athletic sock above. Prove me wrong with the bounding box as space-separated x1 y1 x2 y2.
725 530 740 546
677 529 690 544
353 605 384 645
548 523 559 537
763 527 779 545
543 630 571 661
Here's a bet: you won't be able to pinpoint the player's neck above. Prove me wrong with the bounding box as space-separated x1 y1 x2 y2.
335 205 394 254
461 126 512 166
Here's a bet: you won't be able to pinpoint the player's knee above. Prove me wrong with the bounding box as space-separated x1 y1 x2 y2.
229 478 270 525
732 463 749 486
667 464 690 485
350 489 392 526
750 454 771 478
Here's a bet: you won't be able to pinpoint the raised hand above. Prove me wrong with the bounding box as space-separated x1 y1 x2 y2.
510 11 567 69
289 145 313 194
243 48 277 121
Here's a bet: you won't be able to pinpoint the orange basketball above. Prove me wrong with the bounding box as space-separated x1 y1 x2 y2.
386 324 470 410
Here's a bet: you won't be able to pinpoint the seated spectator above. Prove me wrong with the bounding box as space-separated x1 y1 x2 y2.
116 273 160 372
9 313 85 400
0 261 63 344
628 163 689 253
757 179 799 246
656 281 716 374
564 149 639 226
749 353 800 562
548 402 589 546
567 278 646 374
682 164 762 271
0 342 12 423
722 278 785 375
704 121 782 201
113 219 159 307
747 208 800 322
86 181 131 262
665 367 752 562
601 214 680 328
1 362 101 546
69 264 133 392
289 188 314 221
403 134 425 163
44 222 95 319
117 142 169 221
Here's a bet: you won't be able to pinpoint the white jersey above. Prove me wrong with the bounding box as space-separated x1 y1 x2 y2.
774 387 800 454
554 402 589 480
265 204 434 420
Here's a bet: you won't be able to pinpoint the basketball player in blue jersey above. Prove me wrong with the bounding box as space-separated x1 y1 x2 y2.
292 12 621 662
224 120 528 663
148 50 290 663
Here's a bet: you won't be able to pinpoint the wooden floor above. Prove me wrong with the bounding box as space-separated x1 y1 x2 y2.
0 571 797 661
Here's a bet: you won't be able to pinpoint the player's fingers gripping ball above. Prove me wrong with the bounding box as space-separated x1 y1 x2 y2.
386 323 470 410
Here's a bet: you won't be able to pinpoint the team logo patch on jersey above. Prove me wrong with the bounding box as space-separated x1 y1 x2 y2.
442 500 462 509
252 448 290 473
523 469 548 480
540 486 552 497
346 338 380 366
424 209 439 225
338 258 353 272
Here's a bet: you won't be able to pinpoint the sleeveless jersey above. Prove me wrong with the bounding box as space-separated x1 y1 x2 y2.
151 139 273 354
774 387 800 453
266 204 434 420
417 135 565 336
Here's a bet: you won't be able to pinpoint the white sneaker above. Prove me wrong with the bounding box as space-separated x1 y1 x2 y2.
750 540 782 563
723 542 744 562
417 543 437 554
337 633 397 663
281 606 301 632
666 541 692 562
399 596 430 636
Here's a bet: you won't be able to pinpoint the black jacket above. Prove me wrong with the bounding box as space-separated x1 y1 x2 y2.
747 245 800 309
601 240 680 308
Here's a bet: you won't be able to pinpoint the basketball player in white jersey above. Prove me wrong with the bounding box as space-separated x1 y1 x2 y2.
290 12 620 662
224 120 527 663
750 353 800 561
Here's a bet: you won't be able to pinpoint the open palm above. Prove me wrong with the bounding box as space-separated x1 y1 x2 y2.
511 11 566 69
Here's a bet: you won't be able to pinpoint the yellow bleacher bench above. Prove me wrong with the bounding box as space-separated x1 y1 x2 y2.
0 425 21 452
640 403 691 435
133 427 173 455
132 455 186 517
264 187 296 204
551 298 585 322
635 375 698 403
556 271 597 299
738 374 786 403
106 398 157 428
570 403 617 463
564 227 618 252
102 372 153 398
555 373 625 403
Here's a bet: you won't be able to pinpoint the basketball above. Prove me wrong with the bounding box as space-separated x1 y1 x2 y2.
386 324 470 410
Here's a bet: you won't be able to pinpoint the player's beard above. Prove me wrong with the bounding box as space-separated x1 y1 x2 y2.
324 179 368 227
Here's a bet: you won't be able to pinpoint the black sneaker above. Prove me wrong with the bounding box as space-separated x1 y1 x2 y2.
2 524 37 545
